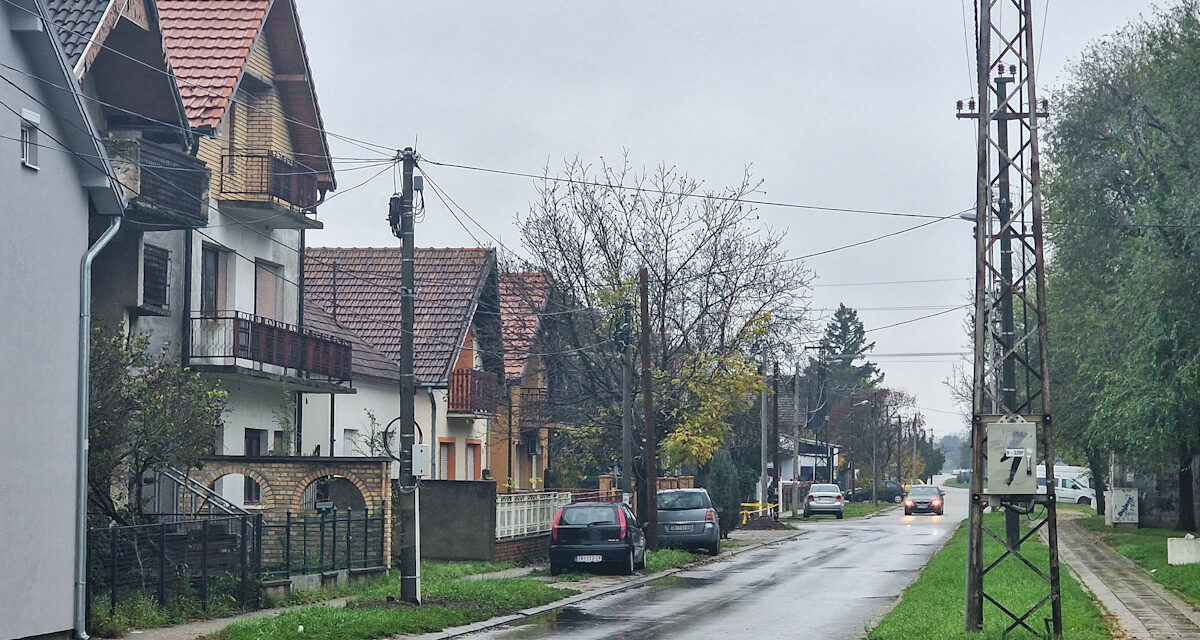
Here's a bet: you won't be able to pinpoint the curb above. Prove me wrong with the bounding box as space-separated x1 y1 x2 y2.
409 529 806 640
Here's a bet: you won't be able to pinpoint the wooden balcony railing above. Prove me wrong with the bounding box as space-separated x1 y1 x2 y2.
220 151 319 212
448 368 499 414
190 311 352 382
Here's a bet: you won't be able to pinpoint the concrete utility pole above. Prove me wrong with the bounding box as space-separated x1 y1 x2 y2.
871 392 880 506
388 148 420 603
759 360 768 505
772 361 780 517
792 364 801 511
621 302 634 496
639 267 658 551
957 1 1061 635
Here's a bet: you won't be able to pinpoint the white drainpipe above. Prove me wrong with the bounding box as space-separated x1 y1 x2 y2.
75 215 122 640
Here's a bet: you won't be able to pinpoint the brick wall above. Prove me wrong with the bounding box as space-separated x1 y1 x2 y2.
494 534 550 563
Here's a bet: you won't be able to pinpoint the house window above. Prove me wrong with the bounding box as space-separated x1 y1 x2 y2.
244 428 265 456
438 440 456 480
19 109 38 169
200 245 226 315
254 260 282 320
342 429 359 456
143 245 170 310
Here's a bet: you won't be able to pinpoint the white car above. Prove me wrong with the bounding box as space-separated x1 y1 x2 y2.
1037 475 1095 506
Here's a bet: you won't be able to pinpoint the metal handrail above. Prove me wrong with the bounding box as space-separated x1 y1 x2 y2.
158 467 250 517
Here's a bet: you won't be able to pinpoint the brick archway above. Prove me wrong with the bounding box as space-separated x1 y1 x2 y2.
189 465 277 509
290 468 376 513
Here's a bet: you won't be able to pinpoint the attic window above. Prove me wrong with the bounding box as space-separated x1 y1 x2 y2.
19 109 39 170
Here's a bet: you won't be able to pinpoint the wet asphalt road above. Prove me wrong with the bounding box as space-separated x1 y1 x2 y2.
467 482 967 640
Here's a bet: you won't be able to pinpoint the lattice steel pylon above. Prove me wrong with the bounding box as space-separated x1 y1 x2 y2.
957 0 1062 637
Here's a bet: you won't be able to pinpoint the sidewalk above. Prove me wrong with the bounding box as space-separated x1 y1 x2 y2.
1056 515 1200 640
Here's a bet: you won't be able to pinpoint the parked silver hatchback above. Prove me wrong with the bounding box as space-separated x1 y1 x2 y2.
656 488 721 555
802 483 845 519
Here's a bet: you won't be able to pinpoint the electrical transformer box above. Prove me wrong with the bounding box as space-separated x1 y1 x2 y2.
411 443 431 478
985 420 1037 496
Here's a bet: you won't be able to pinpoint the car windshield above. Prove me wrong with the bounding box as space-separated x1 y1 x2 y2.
909 486 940 496
657 491 709 510
560 506 616 525
810 484 840 493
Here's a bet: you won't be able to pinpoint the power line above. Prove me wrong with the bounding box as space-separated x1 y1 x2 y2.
864 304 971 334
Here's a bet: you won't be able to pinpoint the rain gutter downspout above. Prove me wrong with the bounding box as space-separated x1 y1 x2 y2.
75 215 122 640
427 386 438 476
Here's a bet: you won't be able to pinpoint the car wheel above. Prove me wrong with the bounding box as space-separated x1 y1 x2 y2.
635 548 646 570
621 548 635 575
904 508 912 516
893 495 903 504
708 538 721 556
936 509 944 516
803 508 810 519
836 511 844 520
549 561 563 576
1078 497 1092 506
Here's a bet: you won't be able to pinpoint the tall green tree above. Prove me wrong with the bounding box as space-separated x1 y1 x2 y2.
1045 2 1200 529
806 304 882 449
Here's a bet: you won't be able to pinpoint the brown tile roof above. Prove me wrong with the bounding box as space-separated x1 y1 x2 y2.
45 0 110 65
304 300 399 384
304 247 497 384
158 0 334 188
499 272 550 382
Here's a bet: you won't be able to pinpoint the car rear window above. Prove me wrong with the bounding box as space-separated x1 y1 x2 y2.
810 484 840 493
560 506 617 525
910 485 940 495
657 491 710 510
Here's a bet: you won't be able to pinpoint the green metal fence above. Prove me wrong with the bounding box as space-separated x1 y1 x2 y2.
260 504 388 577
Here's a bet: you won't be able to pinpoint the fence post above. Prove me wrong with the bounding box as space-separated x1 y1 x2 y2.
158 521 167 607
379 500 386 567
318 510 326 572
109 529 118 617
254 513 264 607
330 507 338 573
285 511 292 577
362 506 369 568
302 514 309 573
239 516 248 609
345 507 352 570
200 519 210 612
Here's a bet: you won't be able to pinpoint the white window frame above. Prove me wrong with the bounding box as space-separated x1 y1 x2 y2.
19 109 39 170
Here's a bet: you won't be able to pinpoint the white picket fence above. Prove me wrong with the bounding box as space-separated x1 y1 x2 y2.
495 491 573 540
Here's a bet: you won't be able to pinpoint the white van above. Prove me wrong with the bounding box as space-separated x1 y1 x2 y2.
1036 473 1095 506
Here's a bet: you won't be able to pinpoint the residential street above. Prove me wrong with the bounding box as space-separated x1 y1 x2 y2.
465 485 967 640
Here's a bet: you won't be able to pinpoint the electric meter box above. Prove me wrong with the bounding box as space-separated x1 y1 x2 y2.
411 443 431 478
985 420 1037 496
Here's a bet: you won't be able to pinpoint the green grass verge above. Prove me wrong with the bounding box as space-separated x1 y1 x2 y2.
644 548 700 572
868 514 1110 640
843 503 895 518
944 479 970 489
1077 515 1200 607
205 561 576 640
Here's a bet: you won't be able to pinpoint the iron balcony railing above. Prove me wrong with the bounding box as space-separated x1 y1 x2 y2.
220 151 320 212
104 137 208 226
190 311 352 382
448 368 500 414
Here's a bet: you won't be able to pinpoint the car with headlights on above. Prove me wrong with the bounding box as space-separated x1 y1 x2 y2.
549 502 645 576
802 483 845 519
904 484 945 515
656 488 721 555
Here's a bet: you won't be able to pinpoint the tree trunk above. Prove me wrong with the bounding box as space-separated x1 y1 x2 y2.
1177 447 1195 532
1087 450 1107 516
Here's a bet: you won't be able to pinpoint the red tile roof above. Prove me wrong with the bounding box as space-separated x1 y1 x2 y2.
304 300 399 383
499 272 550 382
158 0 269 132
158 0 334 188
305 247 497 384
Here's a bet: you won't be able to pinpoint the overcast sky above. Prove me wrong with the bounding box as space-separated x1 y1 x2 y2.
296 1 1162 438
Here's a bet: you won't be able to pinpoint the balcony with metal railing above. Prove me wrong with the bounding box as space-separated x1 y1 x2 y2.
189 311 353 390
104 137 209 228
517 387 553 426
448 368 500 416
218 151 323 229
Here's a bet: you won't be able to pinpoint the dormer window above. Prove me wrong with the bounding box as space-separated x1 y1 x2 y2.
19 109 39 170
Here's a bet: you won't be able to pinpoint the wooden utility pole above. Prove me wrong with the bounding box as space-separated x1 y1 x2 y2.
639 267 658 551
792 364 801 511
388 148 421 603
621 303 634 495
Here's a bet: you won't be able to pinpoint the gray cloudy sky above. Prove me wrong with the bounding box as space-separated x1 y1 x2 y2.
296 1 1160 438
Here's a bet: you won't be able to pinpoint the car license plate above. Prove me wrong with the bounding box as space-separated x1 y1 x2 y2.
818 497 832 503
575 554 603 563
669 524 691 531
